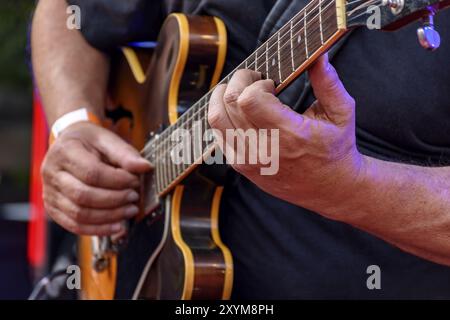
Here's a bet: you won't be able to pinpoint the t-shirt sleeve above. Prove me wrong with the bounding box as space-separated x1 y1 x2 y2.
67 0 164 52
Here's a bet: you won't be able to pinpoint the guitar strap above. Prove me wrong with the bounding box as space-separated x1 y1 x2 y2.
258 0 354 112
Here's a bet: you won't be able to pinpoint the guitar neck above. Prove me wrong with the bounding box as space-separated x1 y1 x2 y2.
144 0 348 195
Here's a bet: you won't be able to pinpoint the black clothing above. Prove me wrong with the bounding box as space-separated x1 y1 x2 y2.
68 0 450 298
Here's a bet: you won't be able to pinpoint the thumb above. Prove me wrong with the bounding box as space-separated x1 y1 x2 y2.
308 54 355 124
93 126 153 173
237 79 305 129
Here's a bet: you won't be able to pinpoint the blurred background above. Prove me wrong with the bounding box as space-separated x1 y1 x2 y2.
0 1 36 299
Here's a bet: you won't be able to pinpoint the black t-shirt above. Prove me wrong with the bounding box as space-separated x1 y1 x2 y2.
68 0 450 298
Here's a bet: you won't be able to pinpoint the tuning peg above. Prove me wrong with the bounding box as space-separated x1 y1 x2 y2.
417 12 441 51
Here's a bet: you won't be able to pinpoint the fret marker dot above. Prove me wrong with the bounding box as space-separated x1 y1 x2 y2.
272 58 276 66
298 35 302 44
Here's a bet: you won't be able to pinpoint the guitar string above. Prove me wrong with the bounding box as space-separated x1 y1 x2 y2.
146 11 338 173
142 0 334 156
142 0 376 158
150 20 339 192
145 8 378 189
143 2 337 157
144 7 338 159
147 15 338 188
142 0 376 155
347 0 381 16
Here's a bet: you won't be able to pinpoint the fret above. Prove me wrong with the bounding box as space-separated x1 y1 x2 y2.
171 127 178 183
290 19 295 72
279 26 292 81
265 41 269 79
292 15 307 70
174 132 182 181
161 135 167 190
193 106 202 163
143 0 344 192
223 73 232 84
164 134 171 190
179 121 186 174
304 10 309 59
202 104 209 154
305 4 322 55
277 31 282 82
255 46 267 78
156 136 163 193
176 122 186 177
203 99 209 134
266 36 281 86
319 0 324 44
322 0 338 40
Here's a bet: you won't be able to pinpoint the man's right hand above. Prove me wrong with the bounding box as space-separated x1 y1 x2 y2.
41 121 153 236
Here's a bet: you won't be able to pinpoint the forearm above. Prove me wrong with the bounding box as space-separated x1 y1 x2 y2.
329 156 450 266
32 0 109 125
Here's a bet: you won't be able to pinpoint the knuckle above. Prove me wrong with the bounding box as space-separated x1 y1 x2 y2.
40 159 51 182
234 69 248 78
69 205 84 222
328 80 342 95
50 141 66 158
42 190 51 207
42 194 52 211
208 108 222 127
72 186 89 204
237 92 258 113
82 166 100 186
223 90 240 106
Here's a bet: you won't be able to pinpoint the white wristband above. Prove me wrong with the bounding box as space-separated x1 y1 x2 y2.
49 108 101 144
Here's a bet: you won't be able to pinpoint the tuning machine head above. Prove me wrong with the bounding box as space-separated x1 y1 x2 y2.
417 10 441 51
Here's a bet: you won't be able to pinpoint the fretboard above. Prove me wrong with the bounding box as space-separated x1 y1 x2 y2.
143 0 346 194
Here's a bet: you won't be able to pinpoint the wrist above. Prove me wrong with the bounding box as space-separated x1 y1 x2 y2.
326 153 373 223
49 108 102 145
311 149 369 221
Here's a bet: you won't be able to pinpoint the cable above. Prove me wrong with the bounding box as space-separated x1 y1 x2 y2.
28 269 68 300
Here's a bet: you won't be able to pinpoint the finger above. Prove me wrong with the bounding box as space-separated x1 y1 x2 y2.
52 189 139 224
55 171 139 209
308 54 355 124
55 139 140 189
89 125 153 173
223 69 261 130
209 84 235 135
46 205 124 236
237 79 304 129
208 84 239 162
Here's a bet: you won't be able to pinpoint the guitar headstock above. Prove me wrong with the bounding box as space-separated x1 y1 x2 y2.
346 0 450 49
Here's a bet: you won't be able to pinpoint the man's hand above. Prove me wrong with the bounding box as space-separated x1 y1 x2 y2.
208 54 364 215
42 122 152 236
209 53 450 266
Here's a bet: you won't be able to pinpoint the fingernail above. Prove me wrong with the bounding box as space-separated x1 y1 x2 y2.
125 205 139 217
127 191 139 202
111 222 122 232
137 158 152 167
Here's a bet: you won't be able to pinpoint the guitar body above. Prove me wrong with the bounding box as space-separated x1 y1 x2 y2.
78 14 232 300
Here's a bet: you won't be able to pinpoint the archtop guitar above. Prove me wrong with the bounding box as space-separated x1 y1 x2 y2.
78 0 450 299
